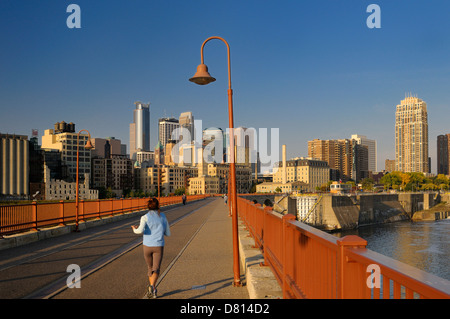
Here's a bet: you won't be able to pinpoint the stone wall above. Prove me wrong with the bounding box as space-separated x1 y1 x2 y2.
358 194 409 226
315 193 439 231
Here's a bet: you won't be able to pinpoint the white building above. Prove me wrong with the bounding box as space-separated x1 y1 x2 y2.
44 166 98 200
130 102 150 161
351 134 377 172
159 117 180 149
296 195 319 223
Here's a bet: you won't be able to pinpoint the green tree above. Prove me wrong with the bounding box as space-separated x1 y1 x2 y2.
106 187 115 198
380 172 402 190
361 178 374 191
434 174 449 188
409 172 425 190
275 187 282 193
174 187 186 195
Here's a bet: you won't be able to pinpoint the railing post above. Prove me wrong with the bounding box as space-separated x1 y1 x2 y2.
59 200 65 226
261 204 268 266
80 199 85 223
110 198 114 217
32 201 38 231
97 199 101 219
336 235 368 299
282 213 296 299
121 197 124 214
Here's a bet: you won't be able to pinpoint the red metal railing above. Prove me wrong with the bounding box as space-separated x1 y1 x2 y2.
0 195 209 236
238 197 450 299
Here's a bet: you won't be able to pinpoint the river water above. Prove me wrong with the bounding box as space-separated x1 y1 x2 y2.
334 218 450 281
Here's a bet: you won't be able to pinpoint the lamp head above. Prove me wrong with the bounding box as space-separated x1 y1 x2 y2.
189 63 216 85
84 139 94 150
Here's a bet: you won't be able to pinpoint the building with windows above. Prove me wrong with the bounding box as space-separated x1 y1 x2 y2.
437 134 450 175
41 122 91 183
179 111 194 142
272 157 330 192
205 163 253 194
91 155 133 197
130 102 150 161
385 159 396 172
308 138 368 182
395 95 429 173
189 175 220 195
136 150 155 167
91 137 126 158
351 134 377 173
135 165 197 195
0 133 29 198
296 195 320 223
159 117 179 150
256 181 308 194
44 166 98 200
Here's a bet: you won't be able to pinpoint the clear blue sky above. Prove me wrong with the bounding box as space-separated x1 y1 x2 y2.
1 0 450 173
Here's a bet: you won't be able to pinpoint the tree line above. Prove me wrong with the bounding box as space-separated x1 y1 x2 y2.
379 172 449 191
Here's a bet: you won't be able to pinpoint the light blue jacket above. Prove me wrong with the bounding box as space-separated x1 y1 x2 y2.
133 210 171 247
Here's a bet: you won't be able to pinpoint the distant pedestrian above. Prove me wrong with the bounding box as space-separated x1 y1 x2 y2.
132 197 171 298
224 194 228 205
182 194 186 205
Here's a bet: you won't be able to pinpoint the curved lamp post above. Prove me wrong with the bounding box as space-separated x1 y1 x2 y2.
75 129 93 232
189 36 240 287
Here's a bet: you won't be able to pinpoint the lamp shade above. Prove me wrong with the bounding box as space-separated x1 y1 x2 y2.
84 139 94 150
189 63 216 85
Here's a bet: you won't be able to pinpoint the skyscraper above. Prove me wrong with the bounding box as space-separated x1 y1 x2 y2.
437 134 450 175
158 117 179 149
129 102 150 160
351 134 377 172
395 95 429 173
179 112 194 142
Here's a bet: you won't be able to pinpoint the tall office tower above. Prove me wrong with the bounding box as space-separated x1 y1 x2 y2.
395 95 429 173
130 102 150 160
353 143 369 182
0 133 29 197
179 112 194 142
351 134 377 172
41 122 91 182
437 134 450 175
158 117 179 149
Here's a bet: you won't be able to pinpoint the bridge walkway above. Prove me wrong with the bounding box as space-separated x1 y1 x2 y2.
0 197 279 300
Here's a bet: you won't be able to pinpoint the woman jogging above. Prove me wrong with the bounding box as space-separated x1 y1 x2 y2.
132 198 171 298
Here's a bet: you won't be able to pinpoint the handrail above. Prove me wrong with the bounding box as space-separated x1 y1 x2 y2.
0 195 209 236
238 197 450 299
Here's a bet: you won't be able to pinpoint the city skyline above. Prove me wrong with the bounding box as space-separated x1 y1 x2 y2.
1 1 450 173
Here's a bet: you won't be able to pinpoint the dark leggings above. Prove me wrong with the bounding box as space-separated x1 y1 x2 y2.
143 246 164 276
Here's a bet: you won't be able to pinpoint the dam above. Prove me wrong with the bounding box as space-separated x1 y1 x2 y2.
241 192 447 231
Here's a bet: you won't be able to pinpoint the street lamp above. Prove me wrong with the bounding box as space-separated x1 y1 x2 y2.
75 129 93 232
189 36 241 287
